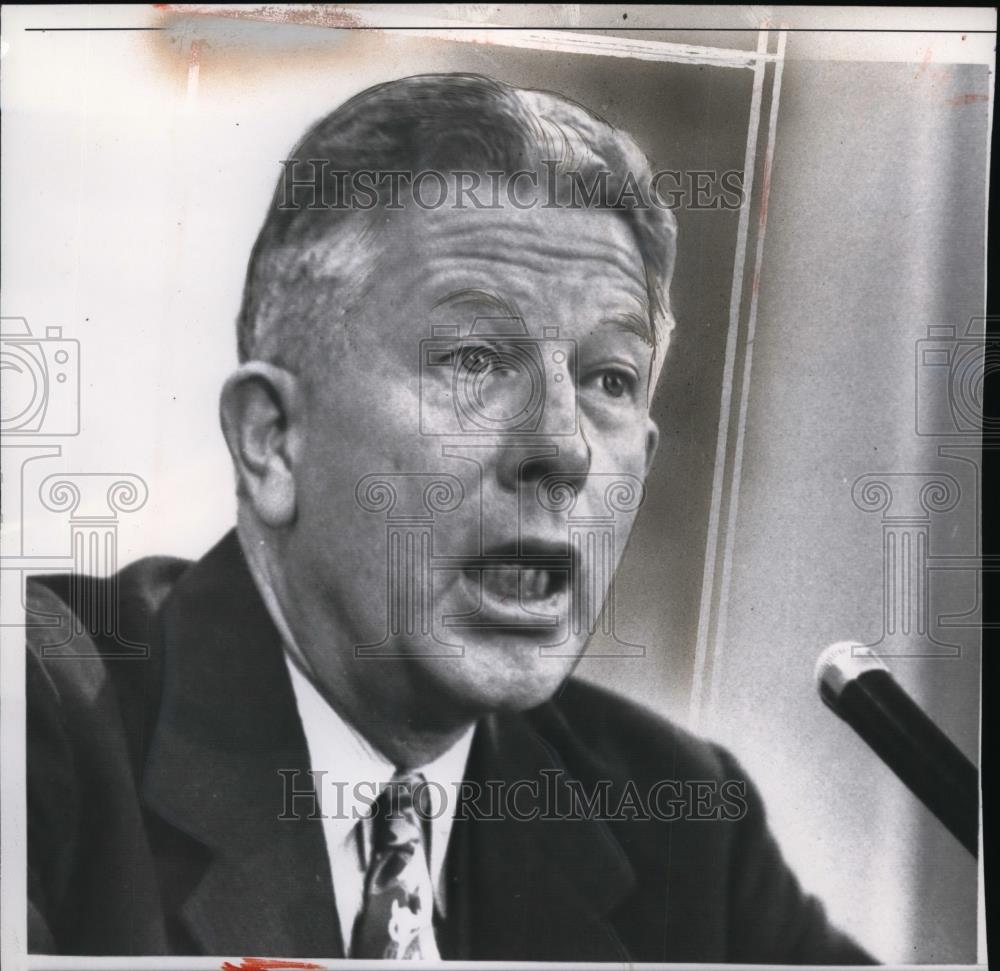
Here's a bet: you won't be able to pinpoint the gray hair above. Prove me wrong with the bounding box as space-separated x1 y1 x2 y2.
237 73 678 368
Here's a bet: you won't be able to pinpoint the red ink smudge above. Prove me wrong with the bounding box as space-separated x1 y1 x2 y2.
914 48 933 80
946 93 988 106
221 959 325 971
153 4 364 30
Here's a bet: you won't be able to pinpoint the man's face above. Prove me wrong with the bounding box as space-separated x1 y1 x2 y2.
282 200 659 719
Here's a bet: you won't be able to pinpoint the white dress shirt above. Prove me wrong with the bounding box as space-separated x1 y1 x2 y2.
283 654 473 952
238 533 474 954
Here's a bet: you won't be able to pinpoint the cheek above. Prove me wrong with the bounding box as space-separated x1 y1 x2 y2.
582 426 652 545
309 363 423 461
587 421 653 477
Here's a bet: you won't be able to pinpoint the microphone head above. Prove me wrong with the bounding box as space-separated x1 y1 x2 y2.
815 641 889 704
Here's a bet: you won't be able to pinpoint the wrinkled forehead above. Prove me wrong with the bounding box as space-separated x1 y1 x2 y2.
267 197 674 389
395 203 645 299
375 202 671 385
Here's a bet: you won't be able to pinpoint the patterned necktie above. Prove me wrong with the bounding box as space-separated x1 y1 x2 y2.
351 770 441 960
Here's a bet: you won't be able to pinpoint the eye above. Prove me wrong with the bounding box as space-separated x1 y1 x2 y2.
462 343 514 374
601 372 627 398
591 367 639 401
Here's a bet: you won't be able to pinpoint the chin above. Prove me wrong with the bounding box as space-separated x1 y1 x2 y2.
482 678 566 713
431 637 585 715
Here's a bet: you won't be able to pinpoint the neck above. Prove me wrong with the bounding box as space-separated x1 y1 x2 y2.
236 515 477 768
347 712 473 769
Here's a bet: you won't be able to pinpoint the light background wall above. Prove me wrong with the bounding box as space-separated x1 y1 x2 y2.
1 5 990 963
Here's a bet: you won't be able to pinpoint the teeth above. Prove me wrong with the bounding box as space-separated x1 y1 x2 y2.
474 568 554 602
481 569 520 601
521 569 548 600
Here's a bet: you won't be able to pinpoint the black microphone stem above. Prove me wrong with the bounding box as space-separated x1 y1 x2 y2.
817 642 979 858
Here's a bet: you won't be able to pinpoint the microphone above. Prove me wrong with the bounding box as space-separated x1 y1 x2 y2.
816 641 979 857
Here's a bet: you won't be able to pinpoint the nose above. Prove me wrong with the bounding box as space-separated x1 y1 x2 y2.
492 348 592 491
495 424 592 493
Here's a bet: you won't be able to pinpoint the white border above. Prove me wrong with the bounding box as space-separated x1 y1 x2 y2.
1 6 989 971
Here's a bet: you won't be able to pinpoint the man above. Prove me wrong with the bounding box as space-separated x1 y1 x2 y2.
27 74 873 962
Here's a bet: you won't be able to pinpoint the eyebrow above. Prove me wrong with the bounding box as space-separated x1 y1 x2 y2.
600 310 656 347
434 287 655 346
432 288 525 322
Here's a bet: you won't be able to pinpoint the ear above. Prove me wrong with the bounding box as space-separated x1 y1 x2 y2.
643 416 660 480
219 362 305 528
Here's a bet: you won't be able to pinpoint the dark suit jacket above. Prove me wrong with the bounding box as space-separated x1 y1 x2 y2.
26 530 874 962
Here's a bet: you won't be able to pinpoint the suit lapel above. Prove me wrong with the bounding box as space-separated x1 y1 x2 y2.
141 531 635 960
141 531 343 958
443 710 636 961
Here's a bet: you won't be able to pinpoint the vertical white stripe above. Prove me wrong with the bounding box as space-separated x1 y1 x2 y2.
689 28 771 729
707 29 788 717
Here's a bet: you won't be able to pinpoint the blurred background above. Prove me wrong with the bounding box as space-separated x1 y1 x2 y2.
2 4 990 963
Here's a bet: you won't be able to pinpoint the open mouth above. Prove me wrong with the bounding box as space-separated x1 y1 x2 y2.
471 564 565 602
470 541 573 600
450 541 577 621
